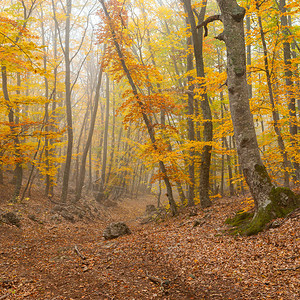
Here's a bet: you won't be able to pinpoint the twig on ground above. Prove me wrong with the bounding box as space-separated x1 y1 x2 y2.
74 245 86 260
145 270 170 293
277 265 300 271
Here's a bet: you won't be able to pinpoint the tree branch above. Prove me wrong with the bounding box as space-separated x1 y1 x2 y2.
196 14 222 37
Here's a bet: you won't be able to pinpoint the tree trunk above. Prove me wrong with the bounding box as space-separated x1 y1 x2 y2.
40 6 51 196
186 16 195 206
96 73 109 202
106 81 116 185
60 0 73 203
1 66 22 202
279 0 299 181
99 0 177 215
183 0 213 208
256 4 290 187
75 62 103 201
214 0 299 235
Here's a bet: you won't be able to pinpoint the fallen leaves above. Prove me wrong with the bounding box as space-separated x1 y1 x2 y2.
0 191 299 299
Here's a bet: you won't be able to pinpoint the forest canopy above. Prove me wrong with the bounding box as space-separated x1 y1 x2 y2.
0 0 299 221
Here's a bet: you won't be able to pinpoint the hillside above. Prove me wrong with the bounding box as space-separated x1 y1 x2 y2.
0 186 299 300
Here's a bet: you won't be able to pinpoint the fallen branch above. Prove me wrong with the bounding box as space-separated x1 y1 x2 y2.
277 265 300 272
145 270 170 292
74 245 86 260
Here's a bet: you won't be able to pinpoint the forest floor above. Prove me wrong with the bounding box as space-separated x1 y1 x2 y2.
0 184 299 300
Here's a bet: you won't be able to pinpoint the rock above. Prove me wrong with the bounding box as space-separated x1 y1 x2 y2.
103 222 131 240
140 206 166 224
28 214 43 224
1 212 21 227
50 213 62 223
59 209 75 222
193 219 205 227
145 204 156 215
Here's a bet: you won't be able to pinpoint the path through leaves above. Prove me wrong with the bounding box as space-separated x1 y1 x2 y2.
0 191 299 299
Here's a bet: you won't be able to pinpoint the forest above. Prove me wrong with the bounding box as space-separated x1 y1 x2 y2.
0 0 299 299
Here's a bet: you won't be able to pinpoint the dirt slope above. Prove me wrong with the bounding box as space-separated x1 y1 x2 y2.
0 187 299 299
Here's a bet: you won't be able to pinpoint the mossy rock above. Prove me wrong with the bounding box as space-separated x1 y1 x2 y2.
225 211 253 227
225 211 253 235
227 187 300 236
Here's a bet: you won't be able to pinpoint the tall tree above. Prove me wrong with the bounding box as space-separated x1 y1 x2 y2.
59 0 73 202
182 0 213 208
279 0 299 180
255 0 291 187
75 62 104 202
203 0 299 234
96 73 110 202
98 0 178 215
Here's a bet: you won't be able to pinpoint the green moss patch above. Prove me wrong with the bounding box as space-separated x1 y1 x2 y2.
225 211 254 235
226 187 300 236
225 211 253 226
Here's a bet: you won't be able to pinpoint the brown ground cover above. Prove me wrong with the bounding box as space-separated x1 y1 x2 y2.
0 185 299 299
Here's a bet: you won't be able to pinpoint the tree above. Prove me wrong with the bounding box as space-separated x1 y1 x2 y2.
52 0 92 202
182 0 213 208
0 0 39 201
279 0 299 181
75 54 104 202
203 0 299 234
98 0 178 215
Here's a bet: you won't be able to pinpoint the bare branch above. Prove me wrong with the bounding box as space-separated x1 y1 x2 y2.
196 15 222 37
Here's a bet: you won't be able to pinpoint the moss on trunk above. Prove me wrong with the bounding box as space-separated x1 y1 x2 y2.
226 187 300 236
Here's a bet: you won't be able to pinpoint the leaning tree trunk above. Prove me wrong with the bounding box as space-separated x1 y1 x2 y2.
99 0 177 216
213 0 299 235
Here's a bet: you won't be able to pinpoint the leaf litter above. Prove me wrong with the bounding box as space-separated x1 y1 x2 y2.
0 187 299 299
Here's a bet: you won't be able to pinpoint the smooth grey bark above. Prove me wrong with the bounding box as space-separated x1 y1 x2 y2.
49 19 58 196
13 74 23 200
224 135 235 196
106 82 116 185
74 103 90 185
213 0 299 235
220 97 225 196
246 5 252 99
215 0 268 206
40 6 51 196
182 0 213 208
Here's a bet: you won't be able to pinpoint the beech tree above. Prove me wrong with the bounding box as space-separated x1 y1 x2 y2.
182 0 213 208
203 0 299 234
98 0 178 215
